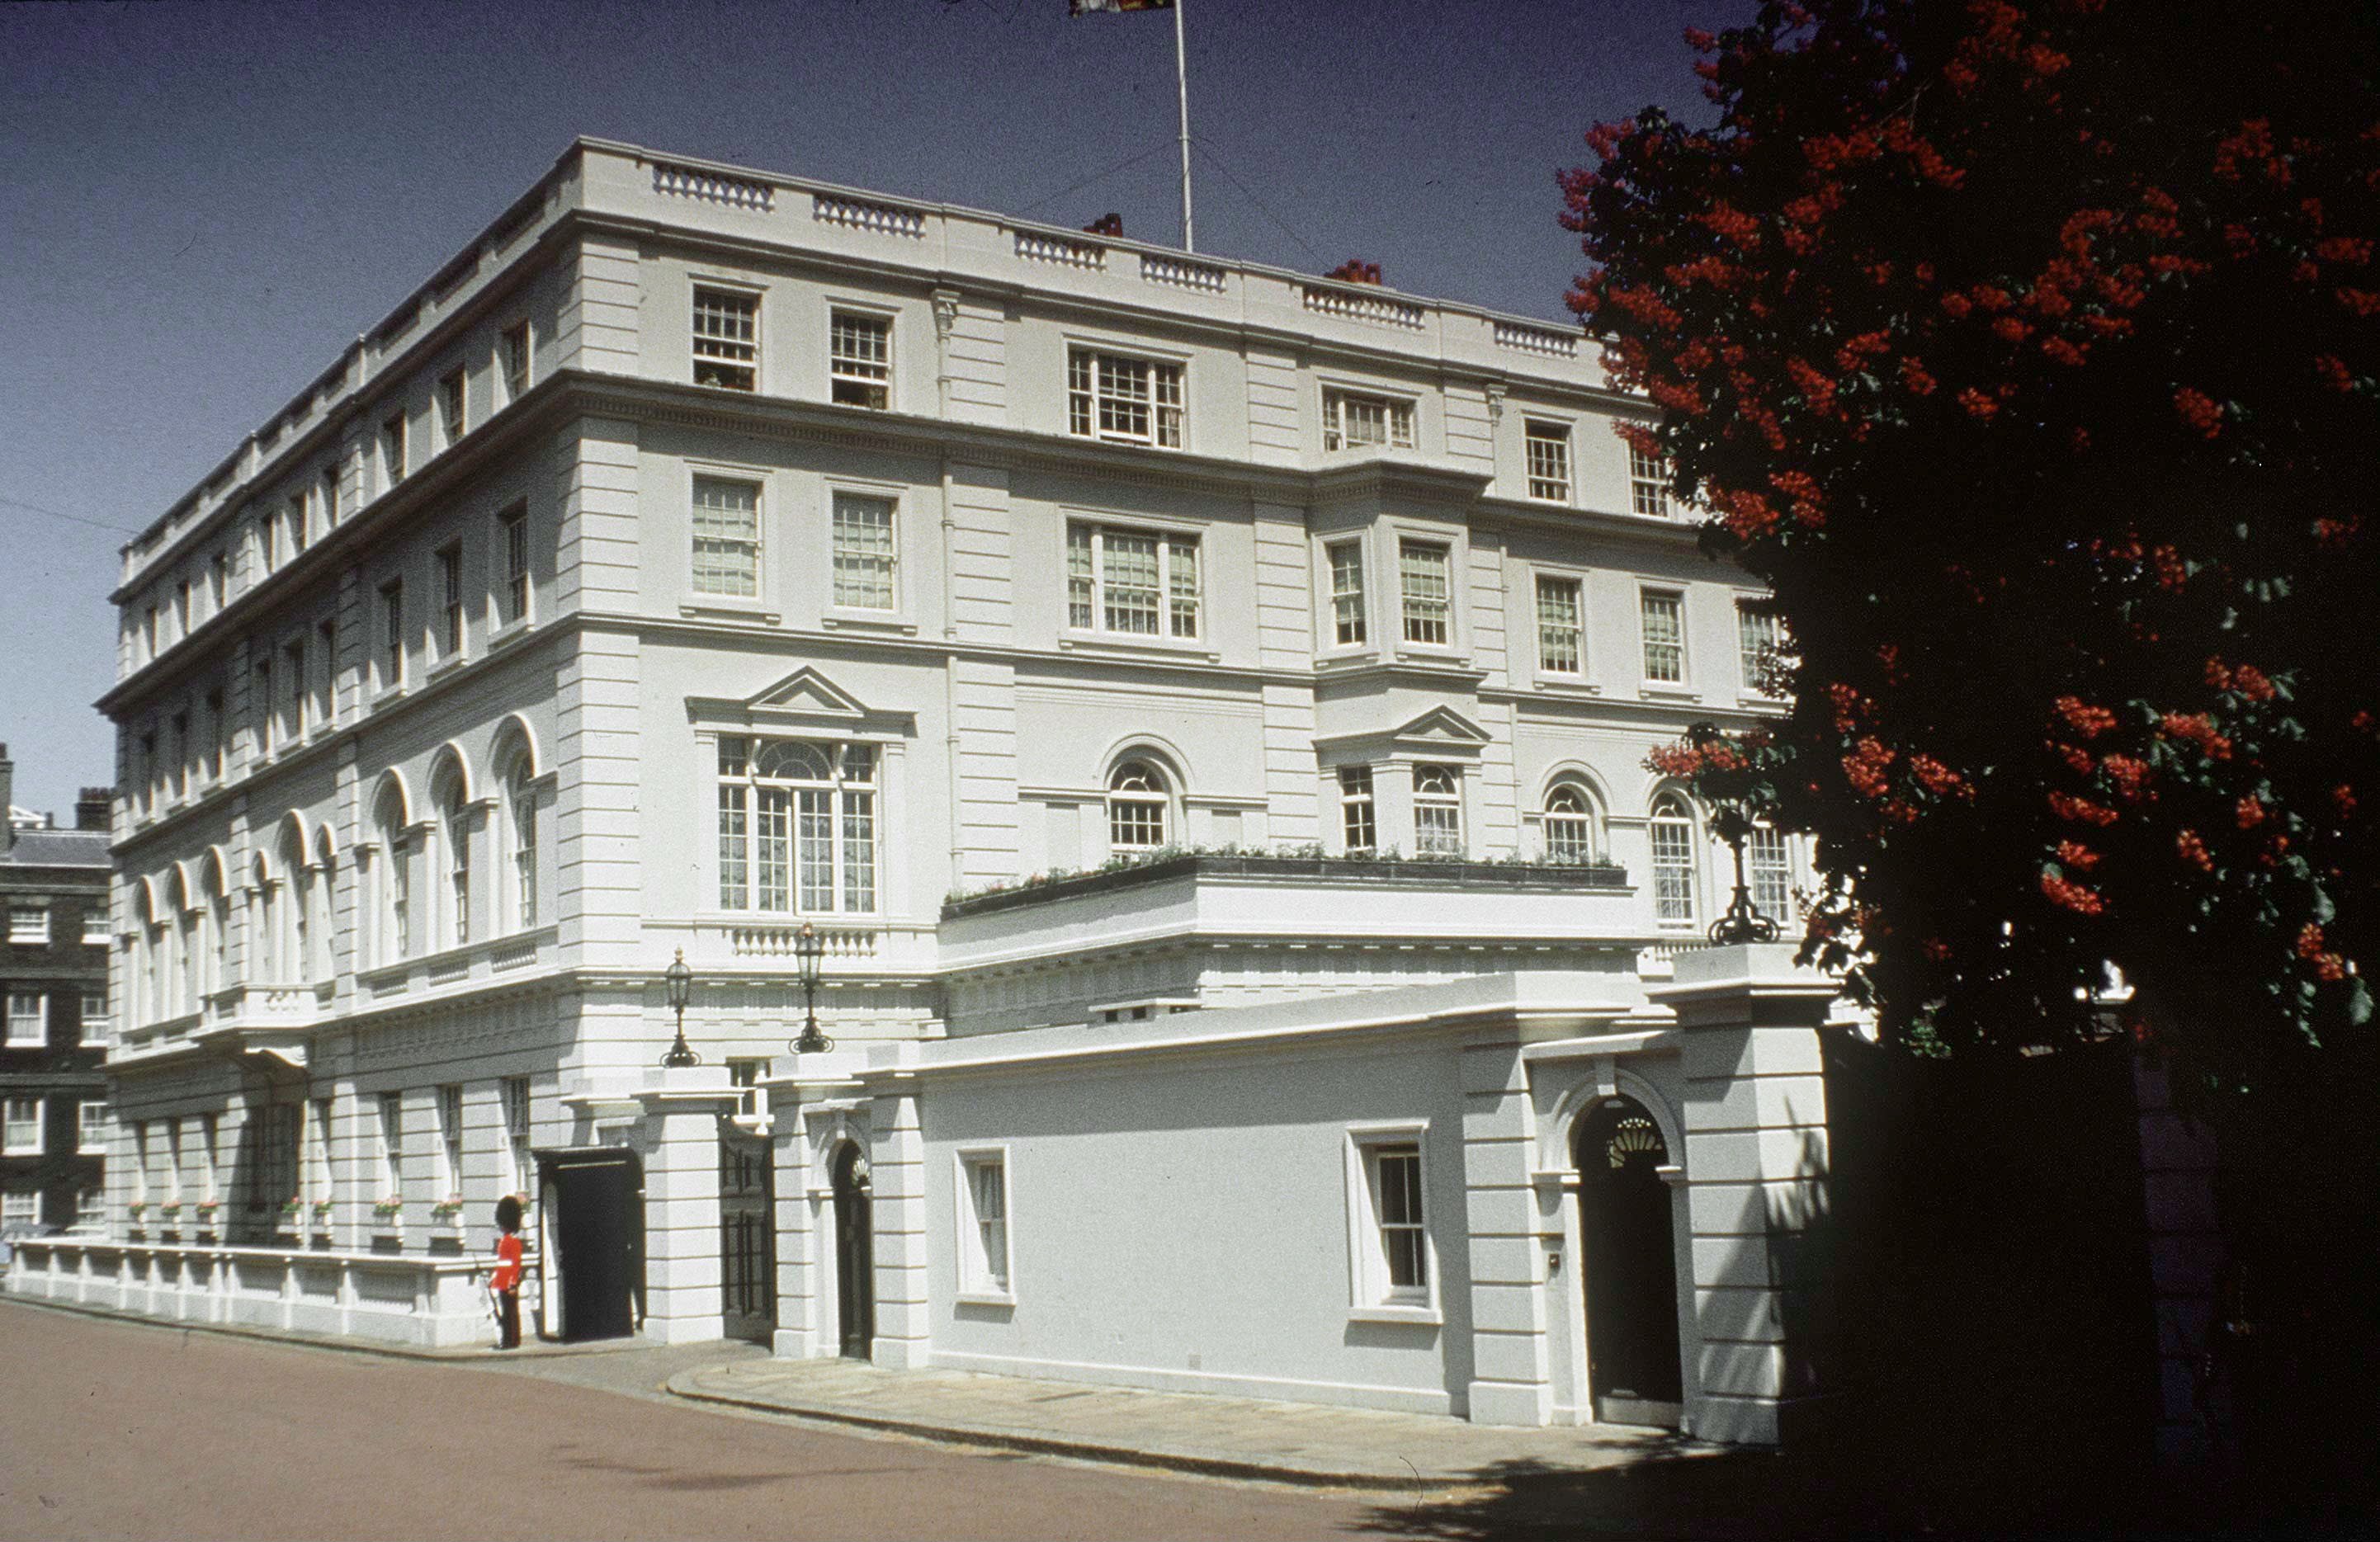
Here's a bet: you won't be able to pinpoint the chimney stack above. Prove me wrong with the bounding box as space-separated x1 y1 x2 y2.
76 787 111 832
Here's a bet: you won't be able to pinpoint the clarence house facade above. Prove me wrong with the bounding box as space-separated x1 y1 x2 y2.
12 139 1846 1445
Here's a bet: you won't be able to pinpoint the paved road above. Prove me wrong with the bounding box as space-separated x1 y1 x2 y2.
0 1303 1395 1541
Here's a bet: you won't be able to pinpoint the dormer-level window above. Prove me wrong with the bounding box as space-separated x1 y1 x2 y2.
1525 421 1572 502
437 369 466 446
693 288 758 391
1629 441 1671 517
1067 350 1183 448
500 323 531 403
1323 389 1414 451
829 313 890 408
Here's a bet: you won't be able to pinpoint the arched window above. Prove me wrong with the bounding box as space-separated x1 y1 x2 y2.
372 783 411 966
715 737 878 914
205 860 230 1002
1107 760 1169 851
250 855 279 985
1413 765 1463 856
279 826 310 985
174 875 198 1015
1543 785 1598 865
440 779 472 950
1650 793 1698 925
1749 823 1792 921
312 830 338 981
504 752 539 932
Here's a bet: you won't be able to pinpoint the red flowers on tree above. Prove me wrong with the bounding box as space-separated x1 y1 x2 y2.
1572 0 2379 1112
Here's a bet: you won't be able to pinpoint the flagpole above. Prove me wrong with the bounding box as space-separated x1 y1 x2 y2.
1173 0 1194 251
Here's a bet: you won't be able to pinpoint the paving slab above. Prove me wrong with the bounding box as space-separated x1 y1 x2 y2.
667 1356 1717 1489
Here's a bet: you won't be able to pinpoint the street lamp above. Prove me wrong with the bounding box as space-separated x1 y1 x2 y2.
660 948 700 1068
1706 805 1782 946
790 922 833 1054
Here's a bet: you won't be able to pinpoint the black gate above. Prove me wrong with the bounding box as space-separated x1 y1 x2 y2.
536 1147 645 1343
831 1142 874 1360
1577 1095 1684 1426
719 1132 776 1344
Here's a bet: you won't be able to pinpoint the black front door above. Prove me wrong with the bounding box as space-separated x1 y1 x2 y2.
831 1142 874 1360
1577 1096 1684 1425
719 1133 776 1344
538 1148 644 1343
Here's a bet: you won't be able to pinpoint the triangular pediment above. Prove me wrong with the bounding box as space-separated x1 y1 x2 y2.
748 666 869 719
687 667 916 738
1389 705 1494 747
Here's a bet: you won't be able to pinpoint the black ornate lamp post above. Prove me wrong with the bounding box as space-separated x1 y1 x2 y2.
660 948 700 1068
791 921 833 1054
1707 805 1782 946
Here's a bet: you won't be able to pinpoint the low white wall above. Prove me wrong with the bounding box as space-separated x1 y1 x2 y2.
7 1237 495 1349
914 1033 1473 1416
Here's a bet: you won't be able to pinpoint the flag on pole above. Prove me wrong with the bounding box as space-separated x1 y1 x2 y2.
1068 0 1174 12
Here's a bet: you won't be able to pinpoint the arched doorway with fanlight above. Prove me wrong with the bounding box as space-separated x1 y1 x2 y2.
830 1140 875 1360
1575 1092 1686 1427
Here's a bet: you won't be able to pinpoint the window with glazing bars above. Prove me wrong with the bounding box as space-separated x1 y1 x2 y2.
715 737 878 913
692 288 758 390
78 1097 107 1154
1737 601 1782 695
436 1085 463 1196
1398 540 1451 646
498 506 531 625
1327 540 1366 645
1629 441 1670 517
1543 786 1597 863
1524 421 1571 502
829 313 891 408
380 414 406 488
437 545 464 658
1107 762 1169 851
964 1156 1009 1293
379 581 404 688
1650 795 1696 922
1339 766 1376 851
501 1077 531 1194
1066 523 1199 638
286 496 307 554
1640 591 1684 683
1536 574 1583 676
9 906 47 945
1372 1144 1427 1295
501 323 531 403
1066 350 1183 447
1322 389 1414 451
1750 825 1792 920
1414 765 1462 856
375 1092 403 1200
437 370 465 446
320 466 339 530
831 493 896 610
691 477 760 597
5 994 42 1048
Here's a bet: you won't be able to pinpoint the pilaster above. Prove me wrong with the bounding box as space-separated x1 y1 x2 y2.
1649 942 1839 1448
867 1082 930 1370
1460 1035 1552 1425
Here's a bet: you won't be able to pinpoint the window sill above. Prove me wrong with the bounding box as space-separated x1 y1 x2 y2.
1058 634 1220 664
821 612 917 636
488 620 535 653
680 599 781 626
1348 1304 1441 1327
1736 691 1783 708
1533 677 1601 695
1641 685 1702 704
955 1290 1017 1309
374 682 408 707
427 654 467 682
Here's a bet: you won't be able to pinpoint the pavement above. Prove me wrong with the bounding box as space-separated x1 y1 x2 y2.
664 1353 1711 1490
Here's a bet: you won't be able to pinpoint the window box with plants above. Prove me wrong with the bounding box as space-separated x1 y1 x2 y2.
276 1198 303 1240
157 1200 183 1238
428 1196 465 1230
194 1198 222 1238
126 1200 147 1237
371 1197 405 1232
309 1199 335 1236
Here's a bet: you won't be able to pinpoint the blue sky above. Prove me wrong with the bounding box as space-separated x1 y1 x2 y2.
0 0 1740 818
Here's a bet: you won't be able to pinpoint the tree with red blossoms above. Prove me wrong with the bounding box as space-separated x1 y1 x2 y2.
1565 0 2377 1492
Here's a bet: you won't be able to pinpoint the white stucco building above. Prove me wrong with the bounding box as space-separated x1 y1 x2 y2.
12 139 1844 1445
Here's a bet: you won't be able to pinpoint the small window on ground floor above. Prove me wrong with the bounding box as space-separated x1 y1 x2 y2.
956 1150 1010 1298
